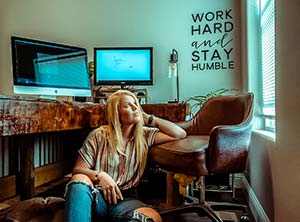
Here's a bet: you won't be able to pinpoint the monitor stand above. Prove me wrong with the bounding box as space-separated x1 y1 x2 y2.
168 100 179 103
40 95 57 100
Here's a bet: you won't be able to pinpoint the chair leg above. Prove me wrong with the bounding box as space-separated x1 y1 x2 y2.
159 205 223 222
165 172 180 207
161 175 223 222
231 173 236 200
206 174 250 219
195 176 205 204
208 201 248 214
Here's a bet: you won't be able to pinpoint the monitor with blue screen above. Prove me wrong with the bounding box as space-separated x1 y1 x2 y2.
94 47 153 88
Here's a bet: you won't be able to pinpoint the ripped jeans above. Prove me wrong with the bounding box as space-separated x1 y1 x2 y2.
65 181 154 222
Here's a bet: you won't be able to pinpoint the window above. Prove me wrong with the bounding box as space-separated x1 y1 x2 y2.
260 0 275 132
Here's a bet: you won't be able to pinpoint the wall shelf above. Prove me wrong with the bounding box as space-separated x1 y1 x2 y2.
93 88 148 104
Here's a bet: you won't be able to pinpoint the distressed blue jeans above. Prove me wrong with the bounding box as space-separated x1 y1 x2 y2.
65 181 153 222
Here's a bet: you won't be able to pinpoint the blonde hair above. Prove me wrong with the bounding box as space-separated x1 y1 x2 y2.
105 90 148 177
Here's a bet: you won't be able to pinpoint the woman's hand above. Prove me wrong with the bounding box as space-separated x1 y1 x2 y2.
142 112 150 126
97 172 123 205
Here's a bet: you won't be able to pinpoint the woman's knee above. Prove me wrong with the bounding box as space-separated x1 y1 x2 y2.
70 173 93 185
134 207 162 222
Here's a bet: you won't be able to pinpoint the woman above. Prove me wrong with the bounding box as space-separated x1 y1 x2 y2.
65 90 186 222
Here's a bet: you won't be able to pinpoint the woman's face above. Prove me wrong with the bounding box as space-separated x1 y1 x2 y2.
118 95 141 126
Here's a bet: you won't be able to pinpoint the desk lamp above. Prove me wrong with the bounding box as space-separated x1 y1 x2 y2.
168 49 179 102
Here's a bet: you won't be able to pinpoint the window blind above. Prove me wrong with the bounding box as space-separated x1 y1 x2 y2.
261 0 275 117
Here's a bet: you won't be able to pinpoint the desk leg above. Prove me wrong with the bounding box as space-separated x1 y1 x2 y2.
18 135 34 200
166 172 180 208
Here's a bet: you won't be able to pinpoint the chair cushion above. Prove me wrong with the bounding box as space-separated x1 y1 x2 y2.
6 197 65 222
149 136 209 176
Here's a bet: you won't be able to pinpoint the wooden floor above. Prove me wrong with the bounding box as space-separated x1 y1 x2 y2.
1 173 254 222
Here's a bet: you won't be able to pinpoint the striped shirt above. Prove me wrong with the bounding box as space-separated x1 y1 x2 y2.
78 126 158 190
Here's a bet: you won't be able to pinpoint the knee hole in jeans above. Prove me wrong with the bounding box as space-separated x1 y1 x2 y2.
133 208 161 222
71 173 93 185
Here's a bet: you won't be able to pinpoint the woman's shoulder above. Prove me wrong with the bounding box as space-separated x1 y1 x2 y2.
142 126 159 146
89 125 110 138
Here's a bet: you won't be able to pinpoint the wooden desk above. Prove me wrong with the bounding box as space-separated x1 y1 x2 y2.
0 95 106 136
0 95 106 200
0 95 188 200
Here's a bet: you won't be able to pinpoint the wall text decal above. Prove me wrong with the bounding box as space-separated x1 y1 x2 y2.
191 9 234 71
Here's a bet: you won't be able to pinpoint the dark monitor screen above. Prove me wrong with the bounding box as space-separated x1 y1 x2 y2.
11 36 91 97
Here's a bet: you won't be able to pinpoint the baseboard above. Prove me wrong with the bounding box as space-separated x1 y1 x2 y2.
241 175 271 222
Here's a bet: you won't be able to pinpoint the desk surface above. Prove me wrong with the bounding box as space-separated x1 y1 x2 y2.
0 95 188 136
0 95 106 136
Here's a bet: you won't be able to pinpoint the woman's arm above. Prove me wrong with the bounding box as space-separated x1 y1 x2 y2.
72 155 123 204
72 155 98 183
143 112 186 144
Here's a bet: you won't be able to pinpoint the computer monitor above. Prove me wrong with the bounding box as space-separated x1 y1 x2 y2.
11 36 91 99
94 47 153 88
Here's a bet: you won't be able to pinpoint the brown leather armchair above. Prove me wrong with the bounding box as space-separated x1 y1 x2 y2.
150 92 254 222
